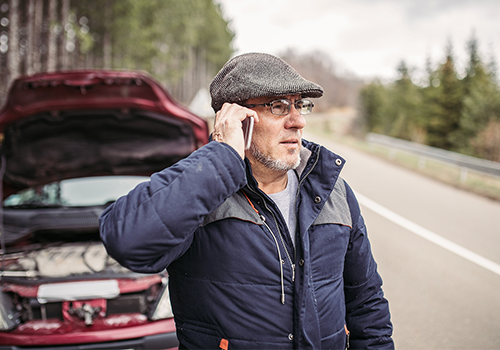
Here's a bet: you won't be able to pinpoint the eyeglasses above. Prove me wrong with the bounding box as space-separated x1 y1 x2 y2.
242 98 314 116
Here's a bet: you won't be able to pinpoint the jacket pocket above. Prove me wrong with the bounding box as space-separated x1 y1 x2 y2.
178 320 226 350
321 325 347 350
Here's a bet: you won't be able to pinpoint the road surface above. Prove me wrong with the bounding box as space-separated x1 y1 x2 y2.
305 131 500 349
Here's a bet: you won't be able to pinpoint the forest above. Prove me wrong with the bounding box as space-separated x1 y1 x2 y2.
358 36 500 162
0 0 234 105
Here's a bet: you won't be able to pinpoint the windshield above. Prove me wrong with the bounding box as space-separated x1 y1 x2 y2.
3 176 149 207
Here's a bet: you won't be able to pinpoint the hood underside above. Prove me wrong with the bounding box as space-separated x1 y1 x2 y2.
0 70 209 196
2 108 196 191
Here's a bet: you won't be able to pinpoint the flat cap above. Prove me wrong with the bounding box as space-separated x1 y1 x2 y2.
210 52 324 112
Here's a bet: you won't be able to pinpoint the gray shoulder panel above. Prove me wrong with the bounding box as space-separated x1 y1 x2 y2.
201 190 263 227
313 178 352 227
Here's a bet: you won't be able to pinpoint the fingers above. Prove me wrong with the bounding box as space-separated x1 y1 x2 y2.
216 102 259 124
213 103 258 159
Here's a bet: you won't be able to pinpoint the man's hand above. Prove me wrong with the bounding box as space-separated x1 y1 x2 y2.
213 103 259 159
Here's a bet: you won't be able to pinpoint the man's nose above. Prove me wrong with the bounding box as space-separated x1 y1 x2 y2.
286 104 307 129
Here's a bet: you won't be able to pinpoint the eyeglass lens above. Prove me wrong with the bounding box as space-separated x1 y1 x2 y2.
271 99 313 115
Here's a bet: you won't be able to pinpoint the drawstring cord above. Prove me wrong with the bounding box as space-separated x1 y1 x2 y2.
265 217 286 304
242 191 286 304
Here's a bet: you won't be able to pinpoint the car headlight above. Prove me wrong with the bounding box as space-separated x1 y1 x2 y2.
0 288 21 330
149 277 174 321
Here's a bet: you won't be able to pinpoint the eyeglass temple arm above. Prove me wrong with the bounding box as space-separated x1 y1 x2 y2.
240 103 271 108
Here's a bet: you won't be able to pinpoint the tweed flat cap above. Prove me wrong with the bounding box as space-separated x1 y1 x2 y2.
210 52 324 112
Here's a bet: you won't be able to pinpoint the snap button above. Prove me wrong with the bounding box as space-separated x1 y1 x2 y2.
299 259 304 266
288 333 294 341
335 158 342 166
314 196 321 203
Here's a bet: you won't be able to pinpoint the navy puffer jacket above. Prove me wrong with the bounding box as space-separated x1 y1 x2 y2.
100 139 394 349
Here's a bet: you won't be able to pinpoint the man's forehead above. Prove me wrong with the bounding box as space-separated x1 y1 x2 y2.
246 94 301 104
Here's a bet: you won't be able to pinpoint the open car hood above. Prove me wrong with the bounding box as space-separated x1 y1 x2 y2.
0 70 209 198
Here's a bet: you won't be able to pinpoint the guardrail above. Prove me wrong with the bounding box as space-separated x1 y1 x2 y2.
366 133 500 180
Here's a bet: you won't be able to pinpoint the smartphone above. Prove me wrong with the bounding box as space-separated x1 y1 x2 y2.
242 116 254 150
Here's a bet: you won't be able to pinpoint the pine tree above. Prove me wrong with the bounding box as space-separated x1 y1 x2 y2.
359 80 387 134
387 61 426 141
453 33 500 156
426 41 462 150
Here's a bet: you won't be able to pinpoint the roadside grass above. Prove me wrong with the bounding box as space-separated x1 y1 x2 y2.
306 120 500 203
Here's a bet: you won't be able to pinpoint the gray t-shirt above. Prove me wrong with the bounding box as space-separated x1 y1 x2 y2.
268 170 299 246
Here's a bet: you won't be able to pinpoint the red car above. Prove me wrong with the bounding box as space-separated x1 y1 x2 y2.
0 70 209 349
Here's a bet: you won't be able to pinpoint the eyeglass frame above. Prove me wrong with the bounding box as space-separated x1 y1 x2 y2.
240 98 315 116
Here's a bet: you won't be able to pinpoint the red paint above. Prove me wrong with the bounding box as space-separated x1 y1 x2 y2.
0 317 175 346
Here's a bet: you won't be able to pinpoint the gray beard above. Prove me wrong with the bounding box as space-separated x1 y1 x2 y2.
250 143 301 172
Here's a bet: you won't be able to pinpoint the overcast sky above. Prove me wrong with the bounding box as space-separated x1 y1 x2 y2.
215 0 500 82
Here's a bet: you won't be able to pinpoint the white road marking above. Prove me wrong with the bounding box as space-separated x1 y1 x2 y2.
355 192 500 277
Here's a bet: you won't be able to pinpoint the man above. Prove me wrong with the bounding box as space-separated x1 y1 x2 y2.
100 52 394 349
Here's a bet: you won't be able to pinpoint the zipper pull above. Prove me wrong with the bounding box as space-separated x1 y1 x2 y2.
292 263 295 282
345 324 350 349
281 260 286 304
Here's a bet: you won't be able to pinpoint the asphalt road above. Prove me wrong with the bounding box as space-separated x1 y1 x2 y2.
305 131 500 350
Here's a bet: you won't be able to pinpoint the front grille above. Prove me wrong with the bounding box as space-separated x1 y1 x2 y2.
28 299 63 320
107 293 148 315
24 291 149 321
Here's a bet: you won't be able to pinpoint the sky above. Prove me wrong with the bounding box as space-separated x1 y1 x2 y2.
215 0 500 83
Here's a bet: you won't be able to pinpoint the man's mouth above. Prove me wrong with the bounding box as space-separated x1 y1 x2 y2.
281 138 299 145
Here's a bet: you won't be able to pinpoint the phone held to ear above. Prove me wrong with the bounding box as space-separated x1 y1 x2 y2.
242 116 254 150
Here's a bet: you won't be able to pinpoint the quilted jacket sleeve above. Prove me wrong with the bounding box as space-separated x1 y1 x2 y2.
343 182 394 349
99 141 247 273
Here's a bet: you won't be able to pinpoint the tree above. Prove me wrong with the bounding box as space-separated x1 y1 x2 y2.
359 61 426 142
387 61 426 141
470 119 500 161
7 0 19 80
47 0 58 72
419 56 441 143
452 33 500 156
426 41 463 150
358 80 387 134
0 1 10 98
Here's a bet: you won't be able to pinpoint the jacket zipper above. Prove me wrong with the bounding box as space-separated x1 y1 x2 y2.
271 212 295 282
261 217 287 304
243 189 294 304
